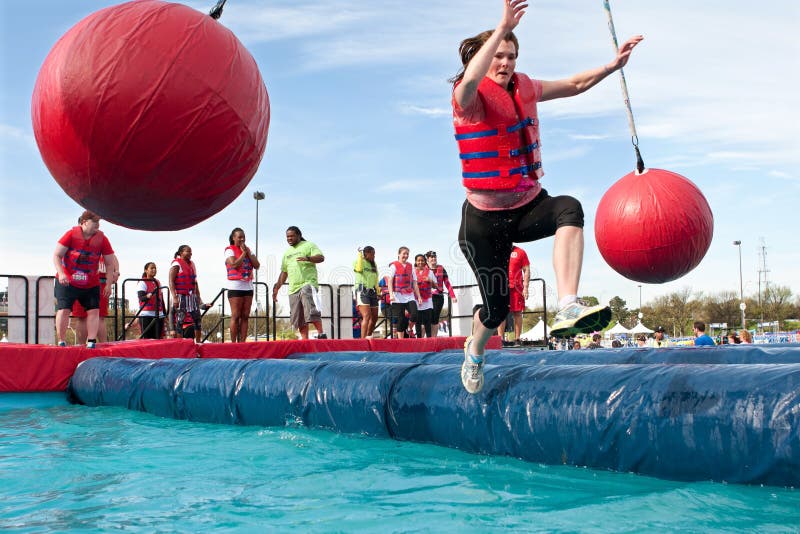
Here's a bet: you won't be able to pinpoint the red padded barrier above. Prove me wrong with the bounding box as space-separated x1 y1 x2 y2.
1 343 86 392
0 336 503 392
93 338 198 359
197 338 371 359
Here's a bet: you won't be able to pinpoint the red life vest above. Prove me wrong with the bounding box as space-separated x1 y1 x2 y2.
453 74 542 190
61 226 107 288
225 245 253 281
139 278 165 313
416 267 433 300
173 258 197 295
391 261 413 294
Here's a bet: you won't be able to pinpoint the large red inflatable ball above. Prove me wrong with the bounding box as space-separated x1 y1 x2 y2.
594 168 713 284
31 0 270 231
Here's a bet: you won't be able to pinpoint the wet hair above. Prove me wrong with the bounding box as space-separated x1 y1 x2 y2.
592 333 601 342
693 321 706 332
142 262 156 278
362 246 377 271
611 339 623 348
174 245 190 259
229 227 245 245
450 29 520 85
78 210 100 224
637 334 647 342
286 226 305 241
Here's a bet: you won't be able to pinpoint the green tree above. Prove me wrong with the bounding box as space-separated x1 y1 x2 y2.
703 291 740 330
608 296 629 327
763 285 794 330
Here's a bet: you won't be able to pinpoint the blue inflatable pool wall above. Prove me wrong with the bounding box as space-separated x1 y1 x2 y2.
67 345 800 486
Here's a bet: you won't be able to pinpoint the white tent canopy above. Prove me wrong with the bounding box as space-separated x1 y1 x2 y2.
629 321 654 334
604 321 631 338
520 319 549 341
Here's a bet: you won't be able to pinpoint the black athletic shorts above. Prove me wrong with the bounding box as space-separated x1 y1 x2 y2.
458 188 583 329
55 283 100 311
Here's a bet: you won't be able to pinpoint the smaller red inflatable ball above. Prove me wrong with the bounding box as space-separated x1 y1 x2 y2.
31 0 269 231
594 168 713 284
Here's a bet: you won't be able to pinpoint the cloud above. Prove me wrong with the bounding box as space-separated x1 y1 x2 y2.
397 103 450 117
569 133 611 141
0 124 37 149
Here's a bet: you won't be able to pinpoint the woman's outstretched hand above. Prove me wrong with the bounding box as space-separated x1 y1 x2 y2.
609 35 644 71
499 0 529 32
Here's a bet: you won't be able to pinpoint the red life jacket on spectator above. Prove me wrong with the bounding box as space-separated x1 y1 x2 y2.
391 261 413 294
225 245 253 281
139 279 164 313
62 227 106 288
432 265 446 295
453 74 542 190
173 259 196 295
416 267 433 300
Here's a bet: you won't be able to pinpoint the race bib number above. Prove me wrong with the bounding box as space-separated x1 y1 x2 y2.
71 271 89 286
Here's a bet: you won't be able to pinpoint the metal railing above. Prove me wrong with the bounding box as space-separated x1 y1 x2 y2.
0 275 30 343
271 283 335 340
34 275 121 343
5 275 547 344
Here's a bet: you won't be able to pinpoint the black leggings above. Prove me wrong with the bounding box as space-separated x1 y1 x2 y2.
458 189 583 329
140 316 163 339
390 301 417 334
431 294 445 322
413 308 433 338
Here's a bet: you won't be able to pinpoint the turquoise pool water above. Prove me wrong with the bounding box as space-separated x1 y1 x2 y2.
1 393 798 532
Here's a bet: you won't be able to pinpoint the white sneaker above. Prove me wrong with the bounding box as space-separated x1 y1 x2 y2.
460 336 484 394
86 341 96 349
550 300 612 338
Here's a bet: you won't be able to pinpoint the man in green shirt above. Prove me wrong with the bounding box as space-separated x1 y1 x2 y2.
272 226 326 339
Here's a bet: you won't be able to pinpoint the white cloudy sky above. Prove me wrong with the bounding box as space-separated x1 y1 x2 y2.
1 0 798 313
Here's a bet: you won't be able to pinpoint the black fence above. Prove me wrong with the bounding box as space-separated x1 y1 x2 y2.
4 276 550 343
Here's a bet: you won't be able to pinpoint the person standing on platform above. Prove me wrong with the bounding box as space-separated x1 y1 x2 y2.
53 211 119 348
272 226 327 340
170 245 207 343
425 251 457 337
693 321 716 346
496 246 530 344
412 254 439 338
137 262 166 339
387 246 422 339
70 256 111 344
354 246 380 338
225 227 260 342
452 0 641 392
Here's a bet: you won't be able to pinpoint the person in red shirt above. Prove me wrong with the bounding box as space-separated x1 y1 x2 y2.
496 246 530 344
70 257 110 344
52 211 119 347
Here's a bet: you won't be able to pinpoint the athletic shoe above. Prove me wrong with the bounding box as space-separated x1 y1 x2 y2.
57 341 67 347
317 333 327 339
550 300 612 338
460 336 484 394
86 341 96 349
